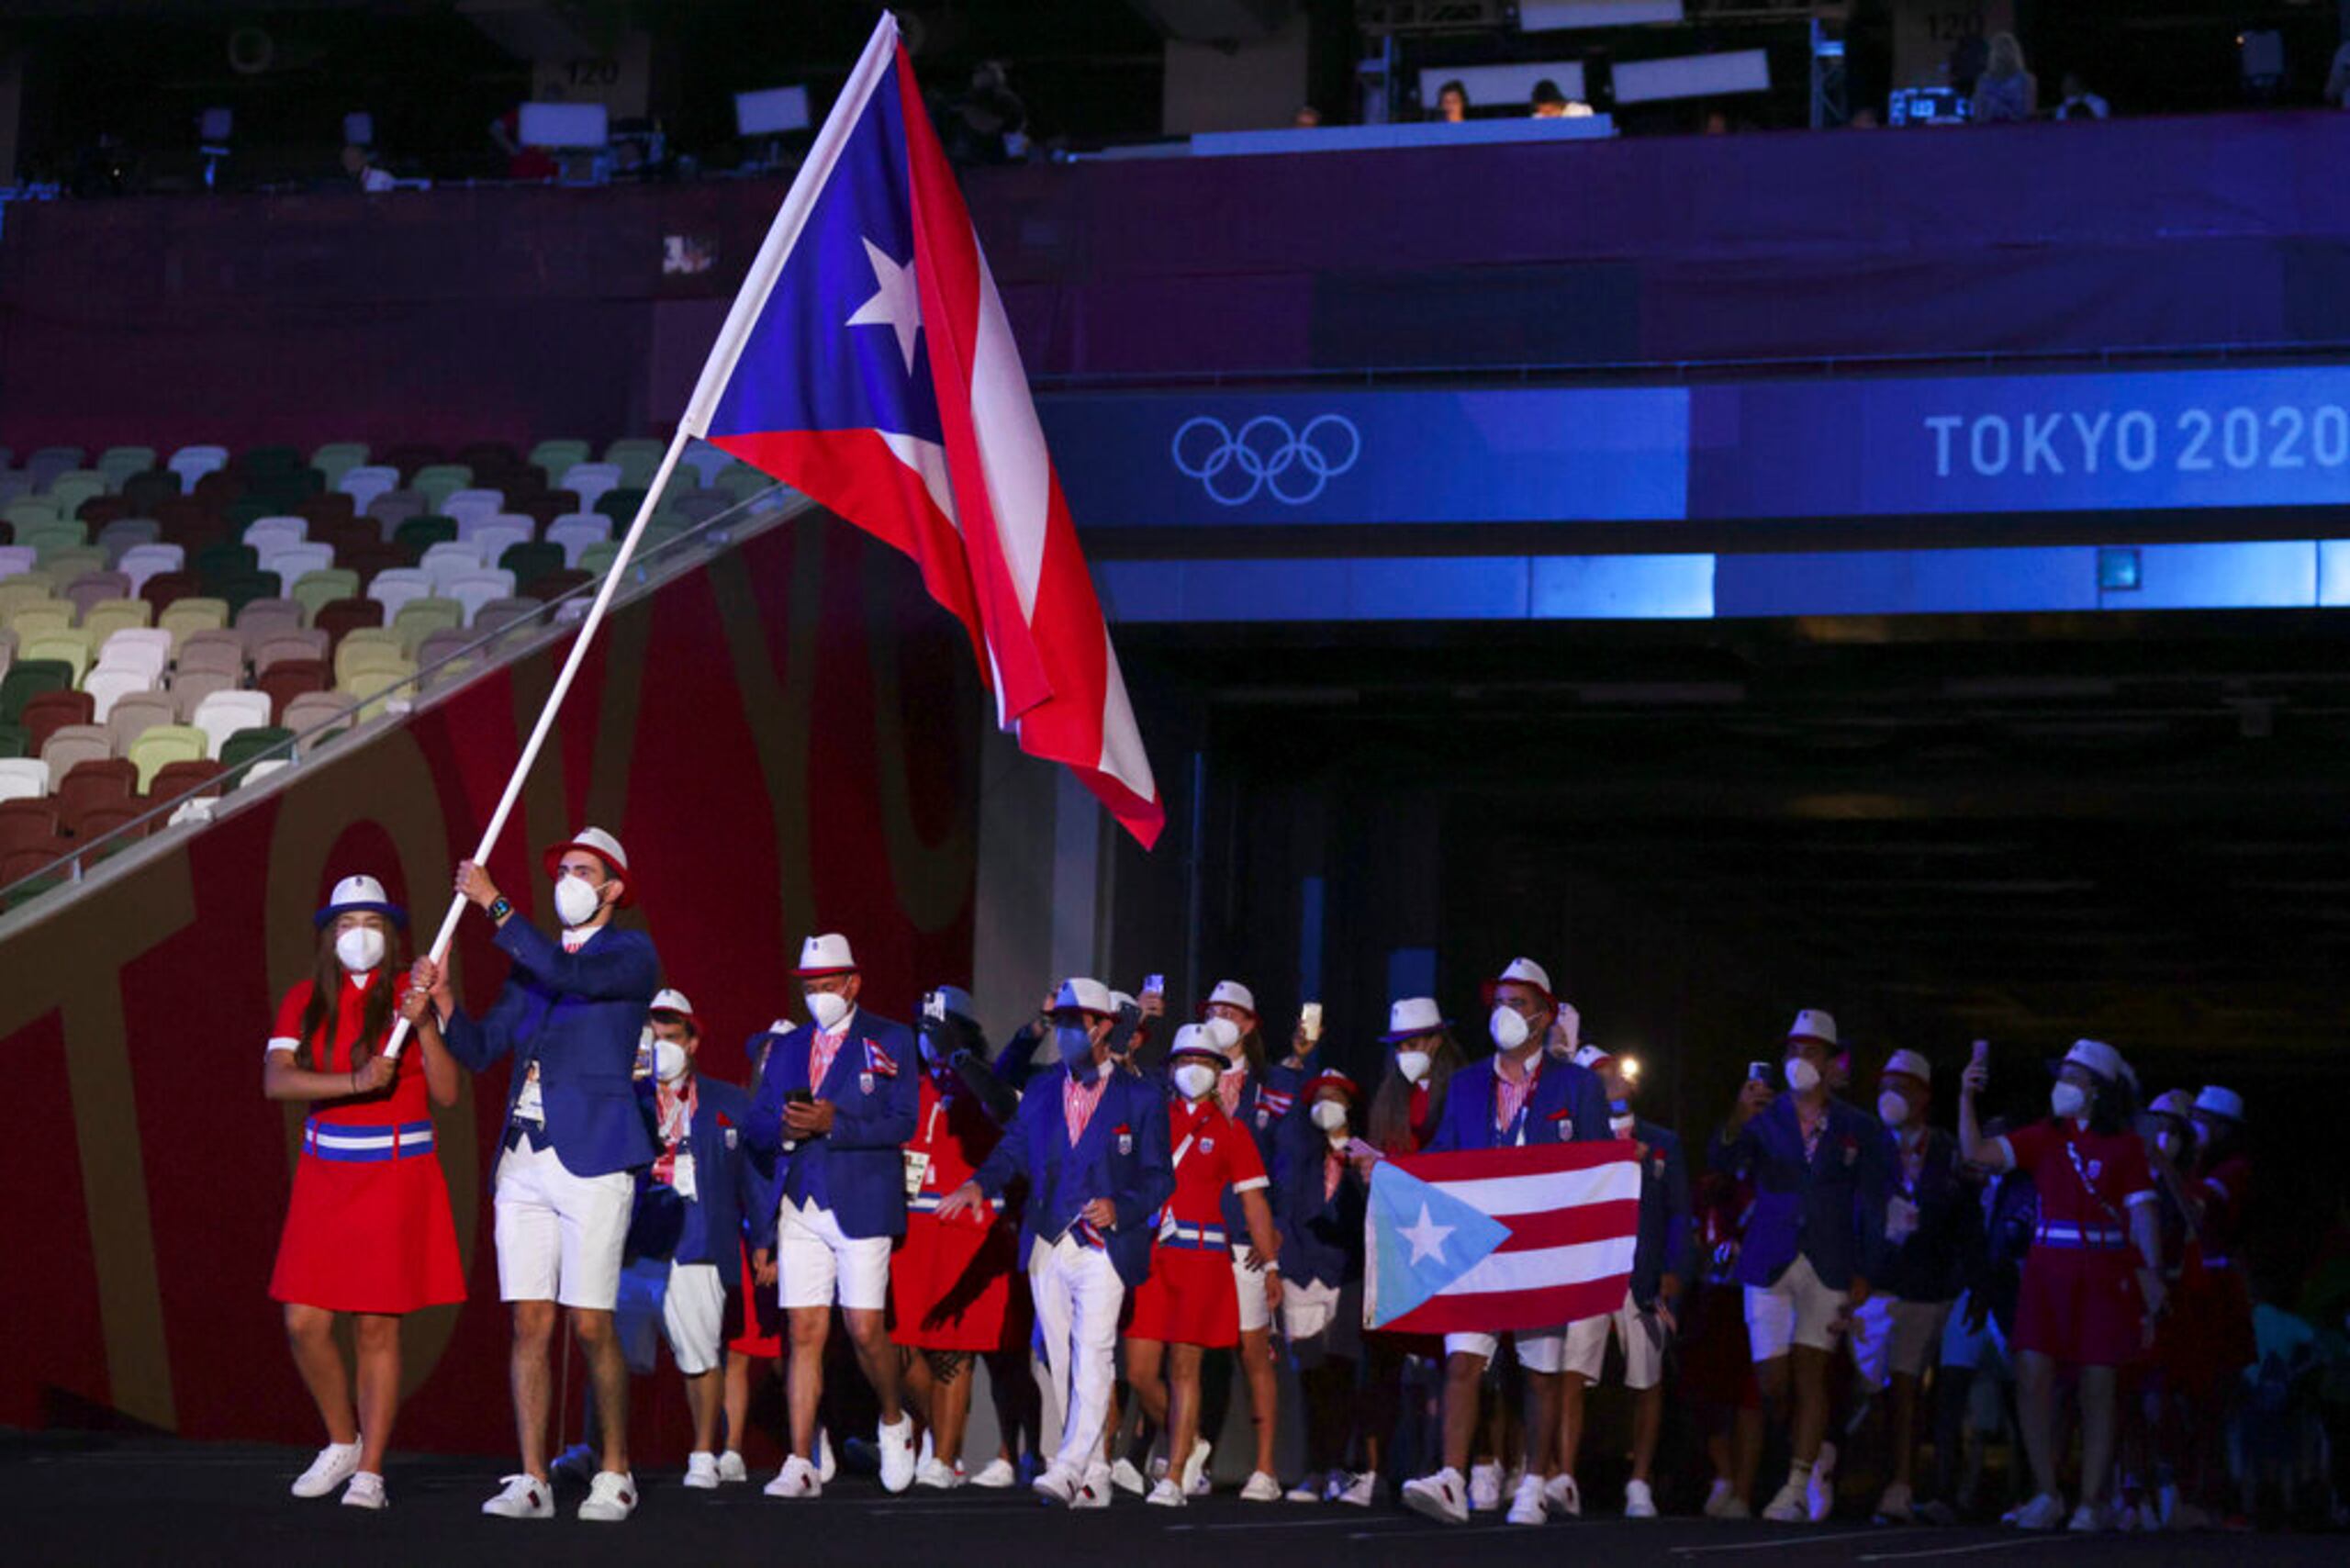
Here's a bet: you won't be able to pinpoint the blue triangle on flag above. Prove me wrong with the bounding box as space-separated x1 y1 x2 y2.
1369 1162 1514 1327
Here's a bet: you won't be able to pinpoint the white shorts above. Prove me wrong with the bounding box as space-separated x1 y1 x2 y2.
1444 1327 1569 1374
1232 1252 1273 1335
1281 1279 1364 1365
1850 1295 1951 1389
1561 1298 1665 1390
777 1196 891 1313
1745 1252 1850 1362
663 1260 727 1375
495 1134 634 1310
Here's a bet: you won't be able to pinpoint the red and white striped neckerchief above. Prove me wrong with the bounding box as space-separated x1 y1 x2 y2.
1217 1063 1248 1119
1063 1064 1109 1145
562 926 593 954
652 1077 697 1186
808 1020 850 1092
1494 1052 1541 1138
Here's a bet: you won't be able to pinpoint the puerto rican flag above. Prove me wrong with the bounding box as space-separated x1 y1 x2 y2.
678 14 1162 847
1365 1141 1639 1333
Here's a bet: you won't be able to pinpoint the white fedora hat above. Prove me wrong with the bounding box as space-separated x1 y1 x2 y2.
1787 1009 1839 1048
796 933 857 977
314 872 408 929
1491 957 1554 998
543 826 634 905
1053 977 1116 1019
2193 1085 2244 1123
1207 980 1258 1015
1883 1048 1931 1084
649 988 700 1035
1382 996 1449 1042
2062 1037 2126 1082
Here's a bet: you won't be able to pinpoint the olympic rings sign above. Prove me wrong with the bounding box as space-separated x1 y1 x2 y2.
1170 414 1361 507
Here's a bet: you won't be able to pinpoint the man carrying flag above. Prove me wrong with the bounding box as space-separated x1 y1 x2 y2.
677 11 1161 848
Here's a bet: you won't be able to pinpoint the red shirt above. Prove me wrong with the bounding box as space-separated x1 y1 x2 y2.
2005 1120 2154 1234
1162 1098 1268 1229
270 971 423 1127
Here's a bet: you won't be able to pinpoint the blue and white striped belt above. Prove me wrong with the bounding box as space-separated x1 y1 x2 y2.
305 1116 436 1163
2034 1222 2127 1250
1156 1223 1229 1251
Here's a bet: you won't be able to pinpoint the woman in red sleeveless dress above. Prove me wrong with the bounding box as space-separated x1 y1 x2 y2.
264 875 464 1510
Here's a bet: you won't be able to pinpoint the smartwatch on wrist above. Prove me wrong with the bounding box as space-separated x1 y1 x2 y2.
486 895 512 924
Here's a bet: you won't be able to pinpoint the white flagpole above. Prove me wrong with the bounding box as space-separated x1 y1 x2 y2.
384 11 902 1058
379 436 691 1059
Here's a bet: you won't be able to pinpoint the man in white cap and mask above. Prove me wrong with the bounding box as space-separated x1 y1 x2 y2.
744 934 922 1498
1853 1048 1975 1523
938 979 1174 1508
1400 956 1611 1528
1712 1008 1890 1523
423 827 661 1522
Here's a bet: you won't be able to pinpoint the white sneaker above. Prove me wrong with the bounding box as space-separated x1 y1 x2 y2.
1763 1478 1808 1522
1702 1478 1739 1518
341 1472 386 1510
2011 1492 2068 1530
1874 1481 1913 1522
1071 1465 1113 1509
578 1470 637 1522
1335 1471 1378 1508
716 1450 748 1484
1146 1478 1186 1507
1285 1471 1325 1503
1807 1441 1838 1522
1544 1472 1582 1518
290 1440 364 1499
1239 1471 1282 1502
1182 1439 1213 1497
684 1451 720 1490
1033 1464 1080 1506
1625 1478 1658 1519
2067 1501 2112 1533
878 1417 917 1495
1469 1462 1504 1512
763 1455 821 1499
914 1457 964 1490
1403 1468 1471 1525
969 1457 1016 1489
481 1473 554 1519
1507 1473 1550 1526
816 1428 836 1483
1109 1458 1148 1496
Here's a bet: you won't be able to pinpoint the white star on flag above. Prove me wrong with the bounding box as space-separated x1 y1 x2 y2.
845 237 922 374
1398 1202 1454 1266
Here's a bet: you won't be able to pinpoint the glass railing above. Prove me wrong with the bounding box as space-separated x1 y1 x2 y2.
0 476 808 916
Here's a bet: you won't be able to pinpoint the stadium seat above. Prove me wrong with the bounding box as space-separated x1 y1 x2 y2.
261 542 335 585
442 488 506 529
410 465 473 512
444 570 516 626
45 547 110 585
47 472 108 520
240 443 304 477
96 626 171 683
337 464 399 510
75 496 131 532
555 462 622 510
26 450 84 492
340 542 405 588
671 491 731 524
152 502 224 554
257 659 329 721
165 445 229 489
233 598 307 650
677 443 738 489
366 490 427 535
308 443 371 490
366 566 434 620
194 542 259 584
333 627 406 678
297 492 359 531
4 499 61 533
290 568 362 622
157 597 230 646
26 629 92 683
545 513 612 566
120 472 182 516
241 515 307 554
0 722 23 759
529 439 590 476
0 756 48 802
0 844 65 890
523 567 591 603
390 599 462 657
73 588 142 635
96 518 162 560
498 540 564 586
174 628 245 682
219 725 294 781
283 690 356 739
8 602 75 646
414 626 476 670
210 572 284 617
23 521 91 563
105 690 174 753
457 440 521 476
41 724 114 779
124 725 206 791
96 446 158 491
252 630 329 676
312 597 384 651
84 666 156 727
0 797 57 853
151 757 227 804
460 514 532 556
594 487 647 524
140 570 204 617
394 516 458 562
16 686 91 751
0 543 38 580
168 667 235 720
576 542 625 578
190 690 272 758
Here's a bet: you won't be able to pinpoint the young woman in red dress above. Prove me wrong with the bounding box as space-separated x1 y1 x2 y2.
263 875 464 1509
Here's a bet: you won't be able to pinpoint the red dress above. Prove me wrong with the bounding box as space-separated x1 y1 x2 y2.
2184 1154 2257 1383
2008 1120 2153 1367
891 1071 1028 1352
1126 1098 1266 1349
268 974 466 1315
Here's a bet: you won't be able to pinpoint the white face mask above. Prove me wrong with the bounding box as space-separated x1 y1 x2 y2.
335 924 386 974
1489 1004 1530 1053
554 874 602 929
1877 1090 1909 1127
2051 1081 2089 1120
1173 1061 1219 1102
806 990 852 1033
655 1038 688 1084
1395 1048 1433 1085
1311 1099 1348 1133
1784 1056 1821 1093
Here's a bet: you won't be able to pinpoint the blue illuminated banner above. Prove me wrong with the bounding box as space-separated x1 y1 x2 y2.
1042 364 2350 529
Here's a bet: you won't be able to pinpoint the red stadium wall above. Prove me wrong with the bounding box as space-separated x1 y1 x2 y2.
0 514 980 1458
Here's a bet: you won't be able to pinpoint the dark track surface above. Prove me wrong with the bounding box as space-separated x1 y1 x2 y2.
5 1431 2343 1568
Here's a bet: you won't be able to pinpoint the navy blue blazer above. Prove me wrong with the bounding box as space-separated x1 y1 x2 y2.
1427 1051 1613 1152
1272 1116 1366 1291
1629 1117 1692 1309
1218 1072 1302 1238
628 1078 766 1268
744 1009 922 1240
1874 1124 1980 1305
444 918 661 1178
971 1062 1173 1289
1711 1093 1890 1293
